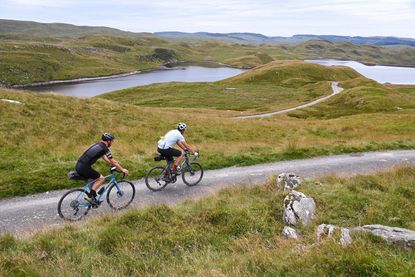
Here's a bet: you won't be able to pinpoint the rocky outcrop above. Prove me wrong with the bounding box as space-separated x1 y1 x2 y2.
283 190 315 226
316 224 352 247
354 225 415 249
282 226 298 239
277 172 303 191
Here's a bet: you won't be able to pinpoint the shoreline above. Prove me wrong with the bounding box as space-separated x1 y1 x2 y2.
7 61 245 89
305 58 415 68
11 70 142 88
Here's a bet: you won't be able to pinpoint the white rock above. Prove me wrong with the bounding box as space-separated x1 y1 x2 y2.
282 226 298 239
340 228 352 246
354 224 415 249
283 190 315 226
317 224 352 246
277 172 303 191
317 224 336 241
1 99 22 104
283 205 297 225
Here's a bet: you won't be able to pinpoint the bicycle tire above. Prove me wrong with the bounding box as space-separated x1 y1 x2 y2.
182 162 204 186
57 188 91 221
145 166 169 191
106 180 136 210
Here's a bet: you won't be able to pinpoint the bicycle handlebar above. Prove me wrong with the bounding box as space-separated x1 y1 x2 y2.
110 167 126 179
185 151 200 161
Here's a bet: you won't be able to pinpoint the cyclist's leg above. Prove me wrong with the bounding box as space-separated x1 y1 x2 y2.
76 163 102 201
170 148 184 173
158 148 179 173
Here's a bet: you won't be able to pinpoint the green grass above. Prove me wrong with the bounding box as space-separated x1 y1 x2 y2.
1 60 415 198
1 167 414 276
1 85 415 199
289 78 415 119
99 61 361 113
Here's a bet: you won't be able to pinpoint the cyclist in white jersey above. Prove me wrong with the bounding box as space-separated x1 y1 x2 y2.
157 123 198 174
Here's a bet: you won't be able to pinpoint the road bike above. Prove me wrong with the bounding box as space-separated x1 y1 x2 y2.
145 151 203 191
58 167 135 221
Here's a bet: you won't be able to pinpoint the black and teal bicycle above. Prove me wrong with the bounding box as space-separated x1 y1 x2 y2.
145 151 203 191
58 167 135 221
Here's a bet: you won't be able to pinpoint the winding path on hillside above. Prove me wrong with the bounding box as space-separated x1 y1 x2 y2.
235 82 344 119
0 150 414 235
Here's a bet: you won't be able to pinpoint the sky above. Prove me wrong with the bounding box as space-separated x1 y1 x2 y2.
0 0 414 38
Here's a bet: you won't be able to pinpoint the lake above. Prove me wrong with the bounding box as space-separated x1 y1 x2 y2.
25 66 246 98
306 59 415 85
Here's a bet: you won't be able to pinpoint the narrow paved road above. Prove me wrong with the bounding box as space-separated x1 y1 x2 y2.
0 150 414 235
235 82 344 119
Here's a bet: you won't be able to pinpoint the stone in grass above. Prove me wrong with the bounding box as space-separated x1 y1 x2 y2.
354 224 415 250
277 172 303 191
283 190 315 226
1 99 22 104
282 226 299 239
316 224 352 247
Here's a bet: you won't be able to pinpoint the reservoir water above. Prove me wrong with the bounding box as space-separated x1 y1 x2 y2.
307 60 415 85
25 66 246 98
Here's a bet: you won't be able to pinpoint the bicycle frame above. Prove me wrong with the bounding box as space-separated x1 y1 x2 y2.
162 152 198 176
75 171 123 207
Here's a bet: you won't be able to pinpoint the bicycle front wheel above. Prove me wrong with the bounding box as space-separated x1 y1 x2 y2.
57 189 91 221
145 166 169 191
182 162 204 186
106 180 136 210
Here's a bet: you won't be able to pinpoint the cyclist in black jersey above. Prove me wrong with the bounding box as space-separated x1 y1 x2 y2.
75 133 128 204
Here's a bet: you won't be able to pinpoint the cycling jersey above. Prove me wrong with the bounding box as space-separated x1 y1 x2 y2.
77 142 112 166
157 130 185 149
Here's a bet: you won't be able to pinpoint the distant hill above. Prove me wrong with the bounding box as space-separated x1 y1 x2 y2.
155 32 415 47
0 19 150 38
2 19 414 46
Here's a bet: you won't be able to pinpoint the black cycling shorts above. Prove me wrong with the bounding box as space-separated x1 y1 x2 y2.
157 147 182 162
75 162 100 180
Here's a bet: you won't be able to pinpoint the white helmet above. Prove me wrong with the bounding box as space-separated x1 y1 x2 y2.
177 122 187 132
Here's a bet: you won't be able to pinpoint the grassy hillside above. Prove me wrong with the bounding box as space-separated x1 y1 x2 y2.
289 78 415 118
1 33 415 86
292 40 415 66
0 19 149 38
0 35 177 86
99 61 360 113
100 61 415 118
1 167 414 276
1 78 415 198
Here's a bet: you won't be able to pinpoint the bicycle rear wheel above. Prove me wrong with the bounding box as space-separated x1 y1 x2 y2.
182 162 204 186
57 189 91 221
106 180 136 210
145 166 169 191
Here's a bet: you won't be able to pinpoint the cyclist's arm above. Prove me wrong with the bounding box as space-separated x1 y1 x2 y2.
177 141 195 154
102 155 129 174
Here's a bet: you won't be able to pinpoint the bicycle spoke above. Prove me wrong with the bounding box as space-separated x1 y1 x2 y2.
145 166 170 191
107 180 135 210
182 162 204 186
58 189 91 221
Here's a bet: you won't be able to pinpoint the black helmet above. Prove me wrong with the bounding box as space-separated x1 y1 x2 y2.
102 133 115 141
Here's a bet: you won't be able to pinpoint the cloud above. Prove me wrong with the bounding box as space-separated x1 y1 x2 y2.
1 0 414 37
10 0 73 7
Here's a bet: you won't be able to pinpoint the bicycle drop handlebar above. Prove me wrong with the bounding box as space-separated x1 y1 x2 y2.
110 166 126 179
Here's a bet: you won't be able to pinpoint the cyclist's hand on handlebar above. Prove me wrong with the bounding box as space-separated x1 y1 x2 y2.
194 152 199 156
121 168 129 175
